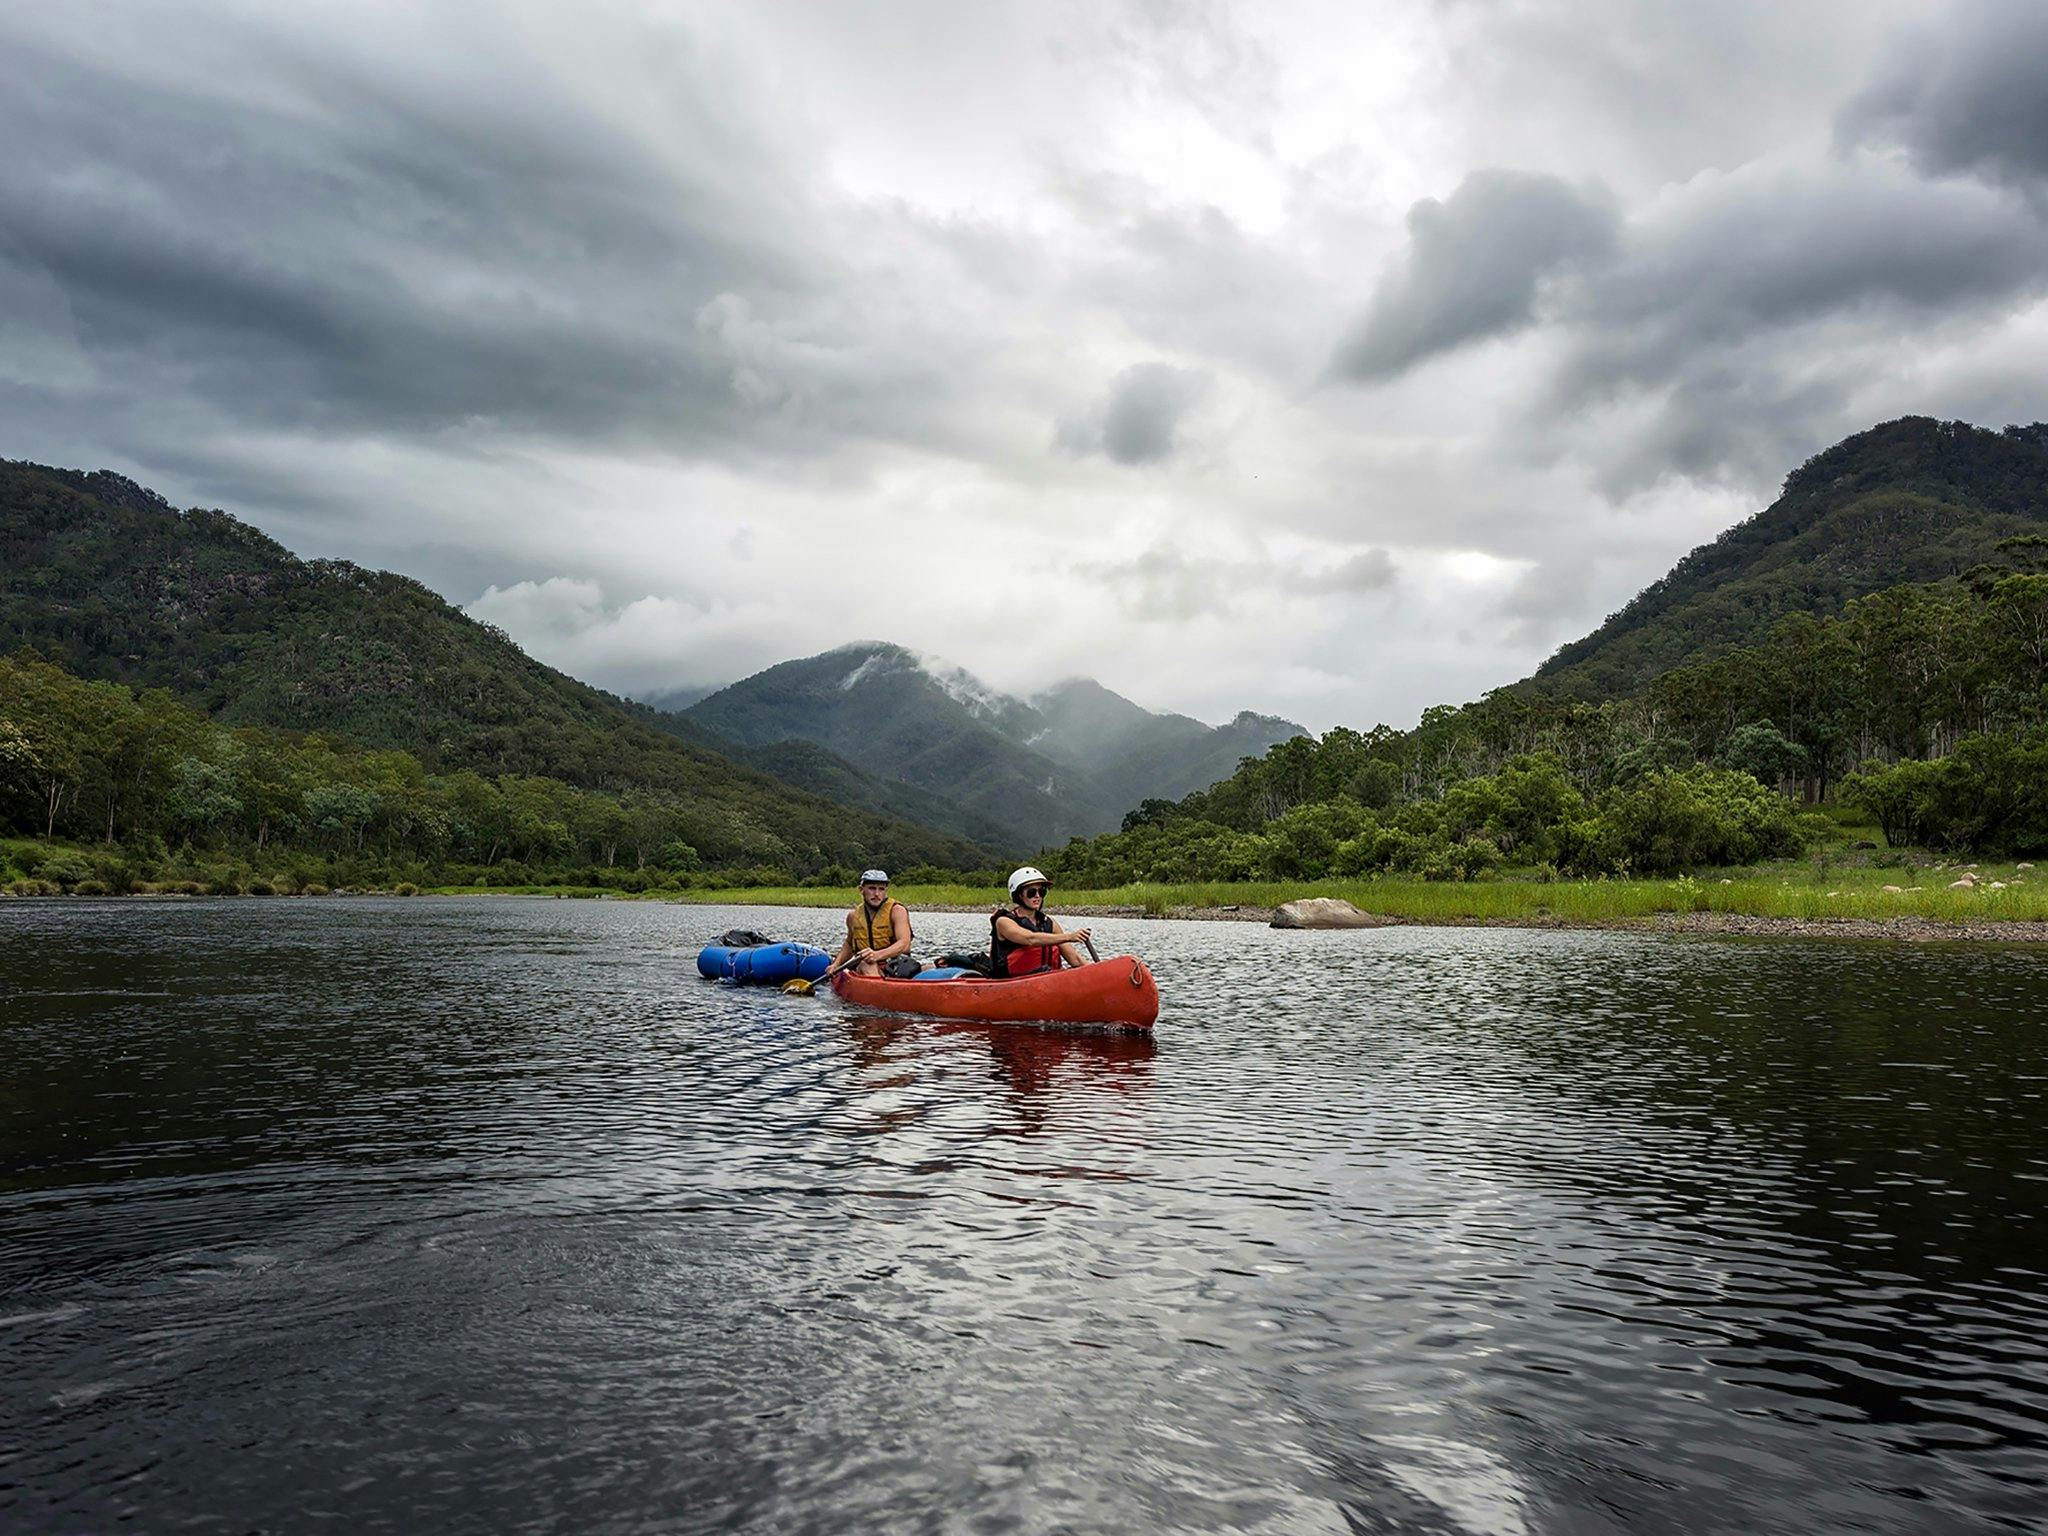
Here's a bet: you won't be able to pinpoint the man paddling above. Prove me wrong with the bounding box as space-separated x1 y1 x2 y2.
835 869 914 977
990 866 1093 977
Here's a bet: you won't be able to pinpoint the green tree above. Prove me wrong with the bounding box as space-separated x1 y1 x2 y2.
168 754 246 843
0 654 89 838
1714 722 1808 789
444 770 509 864
578 796 634 867
306 782 378 852
1986 574 2048 706
1843 758 1941 847
1578 766 1806 875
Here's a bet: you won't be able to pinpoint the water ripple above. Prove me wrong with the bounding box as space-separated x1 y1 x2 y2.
5 899 2048 1532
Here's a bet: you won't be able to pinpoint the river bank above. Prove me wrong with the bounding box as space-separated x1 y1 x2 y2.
657 863 2048 943
14 845 2048 942
12 887 2048 942
667 895 2048 945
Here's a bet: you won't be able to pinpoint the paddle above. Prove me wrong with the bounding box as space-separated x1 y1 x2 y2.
782 953 857 996
1082 934 1101 963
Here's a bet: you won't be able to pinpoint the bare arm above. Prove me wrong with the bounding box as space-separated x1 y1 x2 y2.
993 914 1092 950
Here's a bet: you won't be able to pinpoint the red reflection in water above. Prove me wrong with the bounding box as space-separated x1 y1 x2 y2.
836 1011 1156 1144
934 1020 1156 1102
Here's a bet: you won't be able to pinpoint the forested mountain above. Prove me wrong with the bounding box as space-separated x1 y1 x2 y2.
1536 417 2048 698
1027 680 1301 813
681 643 1302 849
0 460 997 869
1046 416 2048 883
683 644 1120 848
699 736 1017 850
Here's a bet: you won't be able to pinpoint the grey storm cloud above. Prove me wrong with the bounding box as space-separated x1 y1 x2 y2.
1095 545 1233 622
1493 556 1596 652
1057 362 1212 465
1303 548 1397 595
1546 158 2048 489
1325 149 2048 494
1058 183 1322 380
1571 163 2048 374
1329 169 1618 381
0 8 977 476
1839 0 2048 188
1328 23 2048 493
0 40 734 442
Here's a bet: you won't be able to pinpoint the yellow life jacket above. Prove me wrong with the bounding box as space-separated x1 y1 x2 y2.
855 900 898 951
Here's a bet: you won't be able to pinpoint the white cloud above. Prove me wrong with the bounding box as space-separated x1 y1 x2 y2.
467 577 608 638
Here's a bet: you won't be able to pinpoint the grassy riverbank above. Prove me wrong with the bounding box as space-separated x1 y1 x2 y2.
666 861 2048 925
11 832 2047 932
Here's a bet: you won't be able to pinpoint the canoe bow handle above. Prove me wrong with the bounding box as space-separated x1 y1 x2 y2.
1130 960 1144 988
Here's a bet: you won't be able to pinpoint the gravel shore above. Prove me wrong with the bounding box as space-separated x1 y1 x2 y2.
920 901 2048 942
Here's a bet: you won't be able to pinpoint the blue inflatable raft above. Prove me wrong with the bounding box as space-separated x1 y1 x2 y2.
697 942 834 985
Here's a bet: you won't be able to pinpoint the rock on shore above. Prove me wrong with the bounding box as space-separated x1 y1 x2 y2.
1270 897 1388 930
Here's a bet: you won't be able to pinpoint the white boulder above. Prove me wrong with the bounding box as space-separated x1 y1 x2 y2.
1270 897 1384 930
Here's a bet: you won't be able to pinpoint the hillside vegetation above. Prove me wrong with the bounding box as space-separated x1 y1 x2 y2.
1536 417 2048 697
1050 420 2048 890
0 649 1018 895
0 460 996 871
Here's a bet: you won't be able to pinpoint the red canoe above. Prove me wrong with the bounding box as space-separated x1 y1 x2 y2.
831 956 1159 1031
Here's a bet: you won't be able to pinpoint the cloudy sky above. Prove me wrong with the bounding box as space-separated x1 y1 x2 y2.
6 1 2047 731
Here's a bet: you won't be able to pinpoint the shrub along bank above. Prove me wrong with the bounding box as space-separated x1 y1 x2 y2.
0 649 996 894
0 834 988 899
1050 756 1815 887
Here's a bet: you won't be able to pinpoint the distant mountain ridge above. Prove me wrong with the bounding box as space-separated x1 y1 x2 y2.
1028 677 1305 818
0 460 999 869
680 643 1303 850
638 683 716 714
1534 416 2048 698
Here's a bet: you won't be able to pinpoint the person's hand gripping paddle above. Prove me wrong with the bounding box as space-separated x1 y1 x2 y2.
782 953 857 997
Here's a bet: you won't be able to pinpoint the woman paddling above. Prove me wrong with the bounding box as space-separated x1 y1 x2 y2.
990 866 1093 978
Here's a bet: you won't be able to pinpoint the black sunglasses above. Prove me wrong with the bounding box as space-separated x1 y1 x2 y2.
1018 885 1048 899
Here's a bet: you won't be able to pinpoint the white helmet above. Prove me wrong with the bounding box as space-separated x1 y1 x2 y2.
1007 865 1050 898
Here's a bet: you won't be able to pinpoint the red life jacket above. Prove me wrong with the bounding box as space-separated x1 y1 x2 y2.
991 905 1064 977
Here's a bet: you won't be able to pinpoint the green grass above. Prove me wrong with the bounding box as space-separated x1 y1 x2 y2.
13 832 2044 926
670 862 2048 925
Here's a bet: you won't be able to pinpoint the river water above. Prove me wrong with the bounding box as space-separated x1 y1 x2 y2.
5 898 2048 1534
